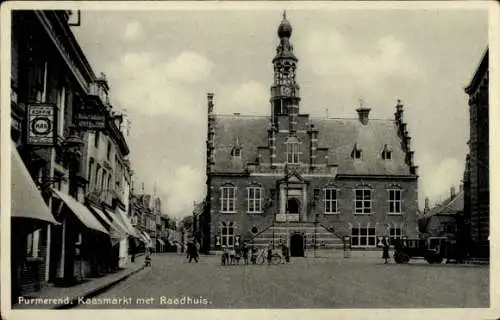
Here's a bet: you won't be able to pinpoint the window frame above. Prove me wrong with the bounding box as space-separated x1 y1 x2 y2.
387 188 403 215
389 227 403 244
351 226 377 248
285 138 300 164
354 188 372 214
220 186 237 213
247 186 263 213
220 222 235 247
324 188 339 214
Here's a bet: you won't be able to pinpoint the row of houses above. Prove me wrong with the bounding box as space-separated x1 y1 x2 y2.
9 10 177 304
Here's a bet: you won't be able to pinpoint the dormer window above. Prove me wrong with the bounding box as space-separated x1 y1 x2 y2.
231 147 241 158
382 144 392 160
351 144 362 159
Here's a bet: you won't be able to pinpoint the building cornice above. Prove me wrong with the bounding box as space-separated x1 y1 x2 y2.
336 174 418 181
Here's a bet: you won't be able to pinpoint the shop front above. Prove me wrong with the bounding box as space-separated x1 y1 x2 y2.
11 145 60 302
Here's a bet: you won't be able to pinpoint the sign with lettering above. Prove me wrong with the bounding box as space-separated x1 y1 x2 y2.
27 104 56 146
74 101 107 131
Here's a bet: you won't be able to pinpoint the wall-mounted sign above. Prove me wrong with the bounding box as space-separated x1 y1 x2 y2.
74 101 107 131
26 104 57 146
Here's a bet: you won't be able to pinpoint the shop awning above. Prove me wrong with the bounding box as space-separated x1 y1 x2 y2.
116 208 139 238
88 205 127 239
52 189 108 234
11 144 59 225
105 208 138 238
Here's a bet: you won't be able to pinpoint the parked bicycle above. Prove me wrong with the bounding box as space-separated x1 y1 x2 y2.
255 247 282 265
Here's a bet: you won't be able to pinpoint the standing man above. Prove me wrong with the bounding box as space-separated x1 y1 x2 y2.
382 237 390 264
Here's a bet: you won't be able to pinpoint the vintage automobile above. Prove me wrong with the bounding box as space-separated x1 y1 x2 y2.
393 237 450 264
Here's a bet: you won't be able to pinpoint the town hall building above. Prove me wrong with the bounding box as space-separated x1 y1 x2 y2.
205 13 419 256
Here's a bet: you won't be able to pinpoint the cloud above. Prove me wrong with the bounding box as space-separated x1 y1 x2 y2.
106 51 214 122
303 31 422 89
124 21 143 40
216 81 268 114
164 51 214 84
162 166 205 216
417 154 464 207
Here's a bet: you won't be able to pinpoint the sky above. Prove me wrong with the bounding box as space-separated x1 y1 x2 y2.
71 5 488 218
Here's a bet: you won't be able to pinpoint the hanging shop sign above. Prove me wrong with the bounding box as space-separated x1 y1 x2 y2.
73 100 107 131
26 104 57 146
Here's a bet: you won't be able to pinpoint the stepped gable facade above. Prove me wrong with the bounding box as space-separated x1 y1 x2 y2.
205 13 419 254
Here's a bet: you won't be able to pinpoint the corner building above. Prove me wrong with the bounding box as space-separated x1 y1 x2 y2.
206 14 419 256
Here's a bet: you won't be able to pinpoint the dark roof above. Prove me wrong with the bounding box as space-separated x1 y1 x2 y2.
424 190 464 218
465 47 488 95
212 114 412 176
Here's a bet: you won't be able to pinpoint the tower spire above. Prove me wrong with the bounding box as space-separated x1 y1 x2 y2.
270 13 301 131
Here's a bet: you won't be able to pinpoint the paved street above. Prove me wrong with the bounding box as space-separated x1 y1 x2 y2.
75 253 488 309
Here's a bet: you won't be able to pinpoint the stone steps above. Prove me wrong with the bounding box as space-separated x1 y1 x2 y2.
251 221 346 249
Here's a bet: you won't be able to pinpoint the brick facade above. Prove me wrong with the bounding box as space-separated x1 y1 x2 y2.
205 14 419 254
465 48 489 256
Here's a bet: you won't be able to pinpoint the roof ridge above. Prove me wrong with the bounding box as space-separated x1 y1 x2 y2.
213 113 269 117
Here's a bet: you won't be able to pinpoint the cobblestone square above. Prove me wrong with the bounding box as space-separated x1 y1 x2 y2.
75 254 489 309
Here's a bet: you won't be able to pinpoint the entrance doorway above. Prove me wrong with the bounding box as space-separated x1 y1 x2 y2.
290 233 305 257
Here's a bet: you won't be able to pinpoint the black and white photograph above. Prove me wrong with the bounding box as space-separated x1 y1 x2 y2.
1 1 497 318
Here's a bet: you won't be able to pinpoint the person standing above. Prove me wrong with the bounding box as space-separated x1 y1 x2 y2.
188 241 198 263
382 237 390 264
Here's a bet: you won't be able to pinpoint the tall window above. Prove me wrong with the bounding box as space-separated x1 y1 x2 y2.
220 186 236 212
107 140 112 160
286 138 300 164
221 222 235 247
57 86 66 136
389 227 402 244
247 187 263 213
351 227 376 248
94 132 100 148
388 189 402 214
355 188 372 214
324 188 338 214
88 158 95 190
96 165 101 191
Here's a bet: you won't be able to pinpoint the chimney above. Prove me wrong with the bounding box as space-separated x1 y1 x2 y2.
424 197 430 210
356 107 371 125
450 186 456 199
356 98 370 125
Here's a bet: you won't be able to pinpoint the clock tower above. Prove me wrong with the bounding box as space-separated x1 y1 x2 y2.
270 11 301 132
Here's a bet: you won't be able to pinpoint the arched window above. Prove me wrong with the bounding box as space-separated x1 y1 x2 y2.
285 137 300 164
220 221 235 247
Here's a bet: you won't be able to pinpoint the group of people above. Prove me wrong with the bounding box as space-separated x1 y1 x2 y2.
222 242 252 265
221 242 290 265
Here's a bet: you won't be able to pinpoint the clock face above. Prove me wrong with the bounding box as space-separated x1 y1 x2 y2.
283 86 292 95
